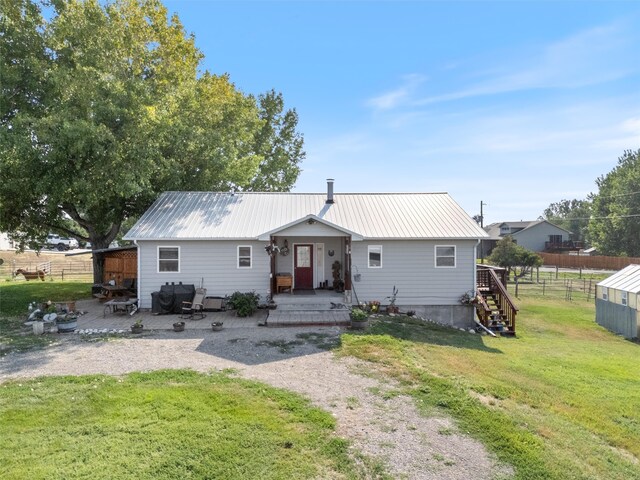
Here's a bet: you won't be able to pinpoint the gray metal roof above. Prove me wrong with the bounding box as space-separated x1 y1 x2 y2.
484 220 571 239
598 264 640 293
124 191 489 241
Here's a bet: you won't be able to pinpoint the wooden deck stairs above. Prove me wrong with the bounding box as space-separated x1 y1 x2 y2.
476 265 518 336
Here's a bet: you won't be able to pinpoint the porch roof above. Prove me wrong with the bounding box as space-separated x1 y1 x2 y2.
124 191 489 241
257 214 364 241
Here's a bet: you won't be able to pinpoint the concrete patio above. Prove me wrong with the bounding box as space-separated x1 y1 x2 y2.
70 290 351 332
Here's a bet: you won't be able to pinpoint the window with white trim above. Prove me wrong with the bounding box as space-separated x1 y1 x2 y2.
435 245 456 268
621 291 628 306
602 287 608 301
158 246 180 272
238 246 252 268
368 245 382 268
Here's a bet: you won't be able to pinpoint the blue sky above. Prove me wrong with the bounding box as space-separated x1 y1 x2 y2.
164 1 640 224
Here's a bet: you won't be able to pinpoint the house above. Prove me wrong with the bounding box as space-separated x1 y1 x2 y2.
479 220 575 258
123 180 489 327
595 265 640 339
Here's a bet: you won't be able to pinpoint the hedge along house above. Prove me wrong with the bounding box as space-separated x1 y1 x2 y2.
595 264 640 339
123 180 489 327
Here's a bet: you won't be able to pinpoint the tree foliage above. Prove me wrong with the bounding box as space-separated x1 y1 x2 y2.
488 236 542 278
0 0 304 279
588 149 640 257
543 198 592 244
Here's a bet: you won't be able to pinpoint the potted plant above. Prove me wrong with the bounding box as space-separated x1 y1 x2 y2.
211 321 224 332
386 286 399 314
367 300 380 313
173 321 185 332
349 307 369 330
56 313 78 333
130 319 143 334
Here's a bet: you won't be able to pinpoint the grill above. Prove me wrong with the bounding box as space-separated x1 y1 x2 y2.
151 283 195 314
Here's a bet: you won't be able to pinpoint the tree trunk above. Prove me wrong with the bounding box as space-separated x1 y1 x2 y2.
89 237 116 284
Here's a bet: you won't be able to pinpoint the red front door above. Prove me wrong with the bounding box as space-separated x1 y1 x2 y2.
294 244 314 289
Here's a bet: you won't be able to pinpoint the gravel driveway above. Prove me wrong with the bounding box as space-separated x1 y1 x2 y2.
0 327 512 479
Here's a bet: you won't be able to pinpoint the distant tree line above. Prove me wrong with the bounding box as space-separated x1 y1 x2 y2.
542 149 640 257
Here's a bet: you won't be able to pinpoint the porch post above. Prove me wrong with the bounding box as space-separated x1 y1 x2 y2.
344 236 352 291
270 235 276 296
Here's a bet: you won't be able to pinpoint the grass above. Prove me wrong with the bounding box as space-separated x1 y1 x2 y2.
0 281 92 356
0 370 369 480
339 301 640 480
0 281 92 317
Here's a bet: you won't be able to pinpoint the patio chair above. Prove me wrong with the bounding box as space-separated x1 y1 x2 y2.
181 287 207 319
122 278 137 297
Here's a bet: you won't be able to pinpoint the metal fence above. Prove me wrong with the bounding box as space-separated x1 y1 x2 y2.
508 277 597 303
1 259 93 282
505 269 605 303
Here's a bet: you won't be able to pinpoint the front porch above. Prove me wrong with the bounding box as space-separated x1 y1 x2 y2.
268 290 350 326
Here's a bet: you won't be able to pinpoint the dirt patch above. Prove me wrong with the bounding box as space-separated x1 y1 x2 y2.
0 327 512 479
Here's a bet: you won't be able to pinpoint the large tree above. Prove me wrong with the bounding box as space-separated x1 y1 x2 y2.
589 149 640 256
543 198 592 245
0 0 304 281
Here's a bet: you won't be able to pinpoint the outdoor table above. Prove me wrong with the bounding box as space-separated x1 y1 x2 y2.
101 285 131 301
104 298 138 317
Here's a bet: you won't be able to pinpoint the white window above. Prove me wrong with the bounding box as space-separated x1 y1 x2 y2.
621 291 628 306
368 245 382 268
238 245 252 268
435 245 456 268
158 246 180 273
602 287 608 301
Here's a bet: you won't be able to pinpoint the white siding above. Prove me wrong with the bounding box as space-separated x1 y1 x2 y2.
138 240 270 309
350 240 476 305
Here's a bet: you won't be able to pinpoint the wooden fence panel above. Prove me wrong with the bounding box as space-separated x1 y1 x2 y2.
539 253 640 270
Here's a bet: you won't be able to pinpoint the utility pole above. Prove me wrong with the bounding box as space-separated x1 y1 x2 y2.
480 200 488 264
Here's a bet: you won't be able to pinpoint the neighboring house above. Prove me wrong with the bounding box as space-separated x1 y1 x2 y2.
595 265 640 339
479 220 574 257
123 180 488 326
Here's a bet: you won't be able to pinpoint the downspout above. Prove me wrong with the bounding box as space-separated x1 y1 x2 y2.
474 239 480 293
134 240 141 308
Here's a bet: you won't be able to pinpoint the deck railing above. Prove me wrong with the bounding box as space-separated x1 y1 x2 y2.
476 266 519 334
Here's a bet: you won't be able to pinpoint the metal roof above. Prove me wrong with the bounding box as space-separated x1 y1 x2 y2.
65 245 137 257
484 220 571 239
597 264 640 293
123 191 489 241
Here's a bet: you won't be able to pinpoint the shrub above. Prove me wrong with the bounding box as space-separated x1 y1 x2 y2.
227 291 260 317
349 308 368 322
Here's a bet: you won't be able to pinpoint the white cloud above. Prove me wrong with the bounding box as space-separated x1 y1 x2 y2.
365 74 426 111
417 20 637 105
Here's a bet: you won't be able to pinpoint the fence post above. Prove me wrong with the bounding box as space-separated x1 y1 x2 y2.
515 277 519 298
542 279 546 296
579 267 582 279
555 266 559 280
536 267 539 284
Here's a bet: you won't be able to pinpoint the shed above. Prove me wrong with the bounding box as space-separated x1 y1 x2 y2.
67 245 137 285
595 264 640 339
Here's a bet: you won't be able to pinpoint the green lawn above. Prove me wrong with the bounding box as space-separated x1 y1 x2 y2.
339 300 640 480
0 370 371 480
0 281 92 317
